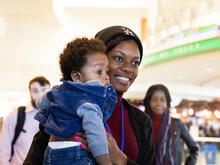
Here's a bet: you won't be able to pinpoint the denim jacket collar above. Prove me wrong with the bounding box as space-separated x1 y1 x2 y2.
60 79 114 98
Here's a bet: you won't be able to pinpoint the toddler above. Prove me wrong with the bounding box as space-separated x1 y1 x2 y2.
35 37 117 165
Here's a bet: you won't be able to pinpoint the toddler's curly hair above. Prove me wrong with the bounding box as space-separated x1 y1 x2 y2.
59 37 106 81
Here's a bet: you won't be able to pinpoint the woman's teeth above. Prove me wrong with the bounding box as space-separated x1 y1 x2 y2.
117 76 129 82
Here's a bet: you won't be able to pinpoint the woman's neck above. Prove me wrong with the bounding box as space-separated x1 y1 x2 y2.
152 113 163 121
115 93 123 107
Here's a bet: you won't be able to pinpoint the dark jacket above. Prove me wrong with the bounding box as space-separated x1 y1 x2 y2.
123 99 157 165
23 98 157 165
171 118 199 165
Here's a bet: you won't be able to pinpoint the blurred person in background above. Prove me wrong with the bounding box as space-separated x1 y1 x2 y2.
0 76 50 165
208 126 216 137
143 84 199 165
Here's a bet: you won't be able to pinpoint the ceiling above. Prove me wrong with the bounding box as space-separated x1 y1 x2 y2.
124 0 220 100
0 0 220 102
125 50 220 100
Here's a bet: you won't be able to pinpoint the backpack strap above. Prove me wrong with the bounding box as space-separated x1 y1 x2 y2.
9 106 26 162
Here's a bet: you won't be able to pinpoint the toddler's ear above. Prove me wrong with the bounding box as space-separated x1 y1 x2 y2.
71 71 81 82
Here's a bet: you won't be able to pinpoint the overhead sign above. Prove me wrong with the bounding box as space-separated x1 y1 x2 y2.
142 37 220 66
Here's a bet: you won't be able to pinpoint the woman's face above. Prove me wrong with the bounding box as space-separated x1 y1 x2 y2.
106 40 140 93
150 90 167 115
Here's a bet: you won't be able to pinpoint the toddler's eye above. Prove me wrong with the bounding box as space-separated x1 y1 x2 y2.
106 70 110 75
96 70 102 75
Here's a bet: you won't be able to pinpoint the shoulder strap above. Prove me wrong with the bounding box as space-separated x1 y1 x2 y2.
9 106 26 162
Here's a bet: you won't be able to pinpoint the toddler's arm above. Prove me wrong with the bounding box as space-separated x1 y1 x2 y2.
77 103 112 165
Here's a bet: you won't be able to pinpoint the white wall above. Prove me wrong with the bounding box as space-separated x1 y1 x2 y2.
0 2 147 91
0 0 147 116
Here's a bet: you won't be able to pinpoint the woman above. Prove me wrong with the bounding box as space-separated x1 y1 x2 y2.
23 25 156 165
143 84 199 165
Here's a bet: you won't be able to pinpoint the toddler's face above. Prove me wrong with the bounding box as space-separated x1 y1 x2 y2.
79 52 110 86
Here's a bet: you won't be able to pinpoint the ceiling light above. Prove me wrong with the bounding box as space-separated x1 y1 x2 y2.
170 108 177 113
177 76 184 81
205 67 213 73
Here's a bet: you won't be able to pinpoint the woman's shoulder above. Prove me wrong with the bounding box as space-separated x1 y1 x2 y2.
122 99 152 125
171 117 186 129
171 117 181 123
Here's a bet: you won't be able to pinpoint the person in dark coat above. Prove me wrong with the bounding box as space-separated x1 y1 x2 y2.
143 84 199 165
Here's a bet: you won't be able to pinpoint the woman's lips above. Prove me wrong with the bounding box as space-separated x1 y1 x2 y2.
115 76 131 85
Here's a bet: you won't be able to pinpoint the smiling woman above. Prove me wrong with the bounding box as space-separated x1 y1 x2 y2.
24 26 156 165
106 40 140 93
144 84 199 165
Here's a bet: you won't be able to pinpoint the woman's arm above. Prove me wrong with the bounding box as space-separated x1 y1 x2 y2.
23 124 50 165
75 132 132 165
106 132 128 165
74 115 156 165
107 101 156 165
179 122 199 165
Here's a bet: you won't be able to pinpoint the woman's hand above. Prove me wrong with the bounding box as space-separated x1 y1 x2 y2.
74 131 127 165
73 132 90 151
106 132 127 165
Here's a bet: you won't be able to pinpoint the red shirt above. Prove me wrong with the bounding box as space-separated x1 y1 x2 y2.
152 114 163 143
106 94 138 161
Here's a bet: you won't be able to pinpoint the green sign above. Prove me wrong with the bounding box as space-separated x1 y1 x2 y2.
141 37 220 67
183 24 218 37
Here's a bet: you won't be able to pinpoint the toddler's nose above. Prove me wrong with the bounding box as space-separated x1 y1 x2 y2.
104 75 110 86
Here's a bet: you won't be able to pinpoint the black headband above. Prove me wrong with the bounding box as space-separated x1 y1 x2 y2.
95 25 143 64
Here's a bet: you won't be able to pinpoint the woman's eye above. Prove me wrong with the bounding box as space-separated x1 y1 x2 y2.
152 98 158 103
161 98 166 102
96 70 102 75
115 56 123 62
132 61 139 66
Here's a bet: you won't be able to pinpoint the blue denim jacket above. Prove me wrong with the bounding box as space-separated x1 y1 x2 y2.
35 80 117 157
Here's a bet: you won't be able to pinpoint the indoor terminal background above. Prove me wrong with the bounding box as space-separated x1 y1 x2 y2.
0 0 220 164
